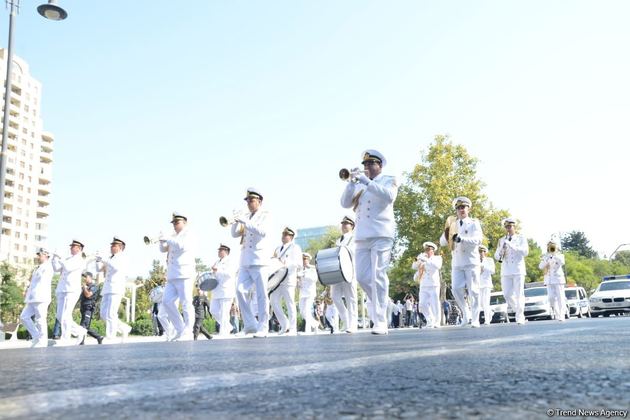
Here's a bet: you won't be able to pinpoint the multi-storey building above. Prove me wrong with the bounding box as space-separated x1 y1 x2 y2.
0 49 53 267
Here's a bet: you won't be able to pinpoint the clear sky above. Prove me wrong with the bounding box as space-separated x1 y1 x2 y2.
4 1 629 277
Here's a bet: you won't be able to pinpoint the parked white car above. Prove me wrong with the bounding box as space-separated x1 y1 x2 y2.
564 286 590 318
589 279 630 317
507 286 568 321
480 292 509 323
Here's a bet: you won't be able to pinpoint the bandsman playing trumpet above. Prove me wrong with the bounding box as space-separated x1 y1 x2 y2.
331 215 358 333
270 227 302 335
494 218 529 325
231 188 273 338
439 197 483 328
20 247 54 348
479 245 496 325
413 241 442 329
209 244 237 337
340 149 398 335
159 212 198 341
539 239 567 321
96 236 131 343
52 239 88 345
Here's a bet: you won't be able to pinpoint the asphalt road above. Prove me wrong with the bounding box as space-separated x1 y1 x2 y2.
1 317 629 419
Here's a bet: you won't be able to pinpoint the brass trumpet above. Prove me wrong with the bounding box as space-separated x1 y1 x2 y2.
339 167 364 183
219 210 249 227
143 235 164 245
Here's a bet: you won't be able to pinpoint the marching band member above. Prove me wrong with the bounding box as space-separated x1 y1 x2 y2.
540 239 567 321
440 197 483 328
269 227 302 335
52 239 88 345
330 215 358 333
96 236 131 343
413 242 442 329
298 253 319 334
340 149 398 335
160 212 198 341
494 218 529 325
20 248 54 348
479 245 496 325
209 244 237 337
232 188 273 338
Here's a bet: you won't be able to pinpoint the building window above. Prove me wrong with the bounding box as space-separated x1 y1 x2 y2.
15 232 20 238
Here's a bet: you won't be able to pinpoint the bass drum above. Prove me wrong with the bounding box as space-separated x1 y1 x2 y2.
315 246 353 286
198 272 219 292
268 266 288 295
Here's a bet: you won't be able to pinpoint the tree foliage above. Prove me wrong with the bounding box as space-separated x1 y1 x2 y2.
0 263 24 322
561 231 597 259
391 135 509 298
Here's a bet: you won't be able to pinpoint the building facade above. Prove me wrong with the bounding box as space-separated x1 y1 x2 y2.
0 49 53 267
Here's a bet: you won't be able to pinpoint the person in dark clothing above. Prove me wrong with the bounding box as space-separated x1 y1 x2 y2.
79 272 104 345
192 290 212 340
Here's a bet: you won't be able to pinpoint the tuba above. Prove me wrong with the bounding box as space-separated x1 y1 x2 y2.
444 215 459 251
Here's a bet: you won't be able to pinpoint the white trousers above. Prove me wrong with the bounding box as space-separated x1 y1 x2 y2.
236 266 269 333
479 287 493 324
56 292 86 340
210 298 233 336
269 283 297 333
330 279 358 332
163 277 194 337
501 274 525 323
547 283 567 320
299 297 317 332
452 265 481 325
157 301 175 339
20 302 49 341
355 238 393 331
100 293 130 339
419 286 440 328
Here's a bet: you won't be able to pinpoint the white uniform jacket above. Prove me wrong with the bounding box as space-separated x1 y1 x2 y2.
539 253 566 285
494 234 529 276
212 255 237 300
298 265 318 299
335 232 355 251
53 253 86 294
273 241 302 287
231 209 273 266
340 174 398 241
439 217 483 268
98 252 129 295
160 226 197 280
480 257 496 288
412 255 442 289
24 260 54 304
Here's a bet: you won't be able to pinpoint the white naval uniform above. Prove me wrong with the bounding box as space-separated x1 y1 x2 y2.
540 253 567 321
20 260 54 345
52 253 87 341
160 226 197 339
340 173 398 333
479 257 496 325
413 255 442 328
331 233 358 332
298 265 318 333
325 302 339 332
151 284 175 339
209 255 237 336
269 241 302 334
97 252 131 340
232 209 273 334
494 234 529 324
440 216 483 326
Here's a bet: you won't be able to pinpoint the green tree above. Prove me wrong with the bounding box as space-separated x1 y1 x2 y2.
195 257 210 274
612 250 630 267
392 135 510 299
561 231 597 259
524 239 544 284
0 263 24 322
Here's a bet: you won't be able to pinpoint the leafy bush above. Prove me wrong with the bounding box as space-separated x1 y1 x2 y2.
131 319 154 336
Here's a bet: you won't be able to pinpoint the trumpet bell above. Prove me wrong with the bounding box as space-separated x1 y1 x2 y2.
219 216 231 227
339 168 351 181
143 236 159 245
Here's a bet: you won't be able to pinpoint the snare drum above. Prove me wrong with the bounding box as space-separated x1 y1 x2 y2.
315 246 353 286
198 272 219 291
268 267 288 295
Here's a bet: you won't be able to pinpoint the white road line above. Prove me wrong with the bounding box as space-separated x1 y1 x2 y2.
0 327 593 418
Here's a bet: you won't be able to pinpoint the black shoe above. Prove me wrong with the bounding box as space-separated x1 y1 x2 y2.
97 336 103 345
79 338 85 345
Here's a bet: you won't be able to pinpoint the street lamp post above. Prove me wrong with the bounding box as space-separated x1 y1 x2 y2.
608 243 630 261
0 0 67 259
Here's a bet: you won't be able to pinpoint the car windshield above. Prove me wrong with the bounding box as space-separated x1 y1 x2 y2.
565 290 578 299
599 281 630 291
490 295 506 305
525 288 548 297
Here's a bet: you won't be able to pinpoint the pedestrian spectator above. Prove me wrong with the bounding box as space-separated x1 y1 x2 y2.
443 300 451 326
229 300 240 334
192 290 212 340
78 272 104 345
405 295 414 327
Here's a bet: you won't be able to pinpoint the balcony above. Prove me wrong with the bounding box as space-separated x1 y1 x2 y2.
41 132 54 144
37 199 49 207
36 211 49 219
37 188 50 197
40 155 52 164
38 177 51 186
